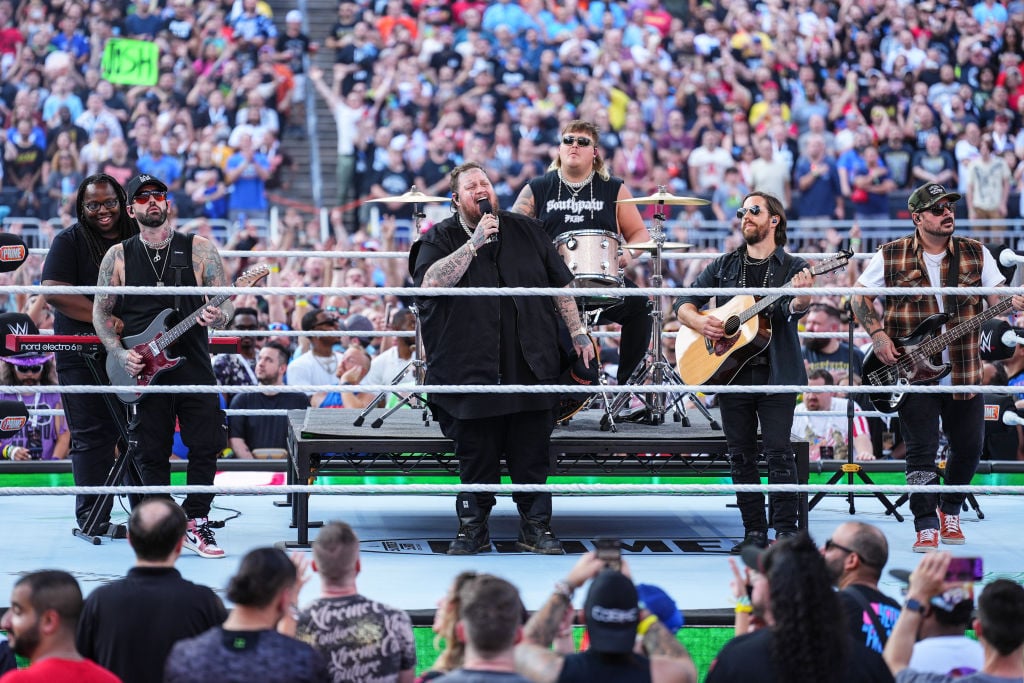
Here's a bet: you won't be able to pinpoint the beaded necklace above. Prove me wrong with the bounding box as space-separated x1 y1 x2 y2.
739 251 772 288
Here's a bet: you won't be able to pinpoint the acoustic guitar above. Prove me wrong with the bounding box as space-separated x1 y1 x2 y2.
106 265 269 403
675 251 851 386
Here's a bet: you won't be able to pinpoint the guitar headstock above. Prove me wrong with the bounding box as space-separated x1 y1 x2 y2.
810 249 853 277
234 264 270 288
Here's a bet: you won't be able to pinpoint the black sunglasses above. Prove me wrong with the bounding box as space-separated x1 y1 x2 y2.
14 364 43 373
922 203 955 216
824 538 856 554
736 205 765 219
561 135 593 147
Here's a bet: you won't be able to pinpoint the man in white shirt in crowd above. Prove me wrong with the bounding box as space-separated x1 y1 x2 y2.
792 369 874 461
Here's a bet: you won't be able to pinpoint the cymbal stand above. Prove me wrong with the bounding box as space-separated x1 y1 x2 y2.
601 206 721 431
353 305 430 428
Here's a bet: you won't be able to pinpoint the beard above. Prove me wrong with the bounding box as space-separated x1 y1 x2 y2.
137 207 168 227
803 337 829 353
9 619 41 659
742 222 770 246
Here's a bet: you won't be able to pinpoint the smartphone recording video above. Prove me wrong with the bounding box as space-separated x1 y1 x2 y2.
594 537 621 572
945 557 983 582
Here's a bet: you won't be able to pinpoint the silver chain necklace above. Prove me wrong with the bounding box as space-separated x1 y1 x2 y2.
141 234 172 261
146 243 170 285
558 168 594 194
456 212 474 240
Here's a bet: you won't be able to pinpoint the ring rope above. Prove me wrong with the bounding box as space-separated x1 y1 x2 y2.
5 285 1021 297
0 483 1021 496
18 383 1024 395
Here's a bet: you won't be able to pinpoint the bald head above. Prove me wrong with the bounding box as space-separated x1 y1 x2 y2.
128 498 187 562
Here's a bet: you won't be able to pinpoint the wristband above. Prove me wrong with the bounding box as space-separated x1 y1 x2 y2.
735 595 751 607
636 614 659 637
466 241 477 257
849 237 861 246
553 580 575 600
572 327 588 338
1 445 9 460
870 329 886 338
734 604 753 614
269 265 280 273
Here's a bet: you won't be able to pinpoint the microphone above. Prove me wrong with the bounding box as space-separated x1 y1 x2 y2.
1003 328 1024 348
999 248 1022 269
0 234 28 274
477 197 499 247
1002 410 1024 427
0 400 29 438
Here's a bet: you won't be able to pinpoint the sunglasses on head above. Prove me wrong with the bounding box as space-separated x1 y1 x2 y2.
561 135 593 147
133 190 166 204
736 205 765 219
14 364 43 373
921 202 955 216
83 199 119 212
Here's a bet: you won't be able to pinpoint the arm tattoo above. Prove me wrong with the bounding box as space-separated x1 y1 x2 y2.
523 593 571 647
194 237 232 323
851 294 881 332
94 246 123 354
641 620 692 660
556 295 583 332
422 243 474 288
510 185 536 217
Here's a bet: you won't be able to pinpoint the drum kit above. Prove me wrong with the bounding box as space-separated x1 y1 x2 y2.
355 185 720 433
557 187 720 432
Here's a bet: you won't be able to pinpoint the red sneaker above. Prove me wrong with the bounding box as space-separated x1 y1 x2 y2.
913 528 939 553
184 517 225 558
938 509 966 545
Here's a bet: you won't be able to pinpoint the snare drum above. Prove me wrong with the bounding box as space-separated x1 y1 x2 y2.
554 229 624 307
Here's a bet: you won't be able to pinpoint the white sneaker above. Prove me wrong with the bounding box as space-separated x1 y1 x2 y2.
184 517 225 559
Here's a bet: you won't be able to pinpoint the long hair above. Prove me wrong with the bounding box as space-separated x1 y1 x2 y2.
74 174 139 268
767 533 848 683
432 571 479 673
0 357 57 386
548 120 611 180
743 190 788 246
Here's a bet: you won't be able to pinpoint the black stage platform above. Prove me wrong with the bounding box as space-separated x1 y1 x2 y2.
284 408 810 546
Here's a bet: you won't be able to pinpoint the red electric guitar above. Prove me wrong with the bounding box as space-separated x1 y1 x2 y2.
106 265 269 403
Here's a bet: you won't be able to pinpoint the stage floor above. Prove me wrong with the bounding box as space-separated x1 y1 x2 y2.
2 471 1022 617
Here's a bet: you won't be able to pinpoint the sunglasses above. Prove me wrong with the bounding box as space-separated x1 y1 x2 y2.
14 364 43 373
83 199 119 212
824 538 856 554
736 205 765 219
561 135 593 147
921 203 955 216
268 322 290 331
325 306 348 315
133 190 166 204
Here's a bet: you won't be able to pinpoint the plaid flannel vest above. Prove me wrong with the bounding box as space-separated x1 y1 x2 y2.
881 234 986 397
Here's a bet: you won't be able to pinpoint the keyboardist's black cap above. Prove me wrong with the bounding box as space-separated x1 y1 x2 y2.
0 312 51 365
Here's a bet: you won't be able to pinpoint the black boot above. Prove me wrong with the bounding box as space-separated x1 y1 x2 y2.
730 530 768 555
516 520 565 555
448 493 492 555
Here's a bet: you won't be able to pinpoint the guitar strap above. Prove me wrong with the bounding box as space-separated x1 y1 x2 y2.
169 233 194 315
945 237 960 318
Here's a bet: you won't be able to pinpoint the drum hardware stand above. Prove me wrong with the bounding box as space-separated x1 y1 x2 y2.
73 352 146 545
601 206 720 431
808 299 903 520
352 308 430 429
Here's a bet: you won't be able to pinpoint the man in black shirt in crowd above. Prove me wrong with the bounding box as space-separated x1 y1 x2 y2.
229 341 309 459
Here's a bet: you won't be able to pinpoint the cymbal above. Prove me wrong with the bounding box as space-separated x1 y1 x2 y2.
628 241 693 251
616 190 710 206
367 188 451 204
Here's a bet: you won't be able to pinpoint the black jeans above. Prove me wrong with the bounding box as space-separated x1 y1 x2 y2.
718 365 799 534
899 393 983 531
597 278 652 385
59 363 124 527
435 407 556 524
131 388 225 519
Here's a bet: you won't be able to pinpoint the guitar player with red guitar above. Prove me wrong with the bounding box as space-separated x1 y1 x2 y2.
852 182 1024 554
92 174 238 560
674 191 818 555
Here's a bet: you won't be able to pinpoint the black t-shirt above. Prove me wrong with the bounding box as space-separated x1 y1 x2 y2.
838 584 902 654
229 391 309 450
706 628 894 683
41 223 123 368
276 32 311 74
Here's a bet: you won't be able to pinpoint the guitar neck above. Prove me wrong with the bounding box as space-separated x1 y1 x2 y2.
915 297 1014 357
157 292 231 351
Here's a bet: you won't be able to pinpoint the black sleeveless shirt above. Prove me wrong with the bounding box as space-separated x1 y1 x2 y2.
115 232 214 382
528 170 623 240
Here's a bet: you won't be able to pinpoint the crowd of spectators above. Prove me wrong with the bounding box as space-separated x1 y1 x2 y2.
4 0 1024 456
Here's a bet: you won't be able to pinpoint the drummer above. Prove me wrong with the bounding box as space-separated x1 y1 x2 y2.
511 119 652 387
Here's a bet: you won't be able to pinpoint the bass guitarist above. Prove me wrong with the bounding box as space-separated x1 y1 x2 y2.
673 191 815 554
93 174 232 559
852 182 1024 553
